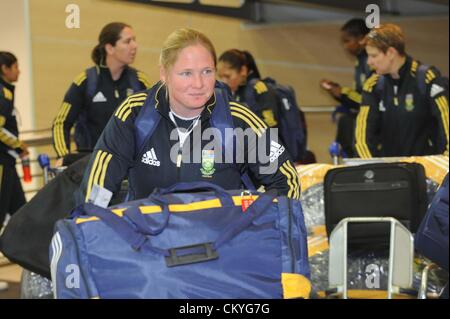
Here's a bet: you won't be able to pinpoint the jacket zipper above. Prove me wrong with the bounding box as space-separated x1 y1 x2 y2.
393 85 399 106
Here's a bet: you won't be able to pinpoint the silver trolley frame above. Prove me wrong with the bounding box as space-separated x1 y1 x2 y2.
328 217 414 299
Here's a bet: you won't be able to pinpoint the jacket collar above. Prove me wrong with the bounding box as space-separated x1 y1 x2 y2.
0 76 15 93
154 82 217 121
386 55 412 84
97 64 131 82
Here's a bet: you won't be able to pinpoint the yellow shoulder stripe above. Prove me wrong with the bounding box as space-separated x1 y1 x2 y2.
2 87 13 101
114 92 148 121
137 71 152 88
230 111 262 137
426 69 436 84
230 102 268 129
411 60 418 75
73 71 87 86
254 81 268 94
363 74 379 93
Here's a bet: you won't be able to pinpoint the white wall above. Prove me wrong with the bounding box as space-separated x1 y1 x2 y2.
1 0 38 198
0 0 35 131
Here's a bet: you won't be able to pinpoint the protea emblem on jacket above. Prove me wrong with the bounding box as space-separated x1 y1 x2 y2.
200 150 215 178
405 93 415 112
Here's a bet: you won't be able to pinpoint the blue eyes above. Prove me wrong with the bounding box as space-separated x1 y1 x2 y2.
179 69 214 77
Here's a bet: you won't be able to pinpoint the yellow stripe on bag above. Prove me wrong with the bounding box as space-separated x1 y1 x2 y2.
282 273 311 299
168 199 222 212
76 196 279 224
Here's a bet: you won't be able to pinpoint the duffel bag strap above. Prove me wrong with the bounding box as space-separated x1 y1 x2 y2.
213 190 277 249
124 196 170 237
153 181 235 206
81 203 168 255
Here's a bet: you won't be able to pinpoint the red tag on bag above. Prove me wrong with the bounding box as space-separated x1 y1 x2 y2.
241 196 254 212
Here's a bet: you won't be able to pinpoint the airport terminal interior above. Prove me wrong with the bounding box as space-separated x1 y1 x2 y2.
0 0 448 300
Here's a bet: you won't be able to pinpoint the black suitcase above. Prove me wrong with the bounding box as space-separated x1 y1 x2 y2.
0 154 128 278
324 162 428 246
0 155 90 278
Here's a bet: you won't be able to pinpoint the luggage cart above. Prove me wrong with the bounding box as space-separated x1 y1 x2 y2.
327 217 415 299
20 154 66 299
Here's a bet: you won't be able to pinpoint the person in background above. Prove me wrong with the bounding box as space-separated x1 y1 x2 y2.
355 23 449 158
320 18 372 158
218 49 313 164
52 22 151 160
0 52 28 226
217 49 280 129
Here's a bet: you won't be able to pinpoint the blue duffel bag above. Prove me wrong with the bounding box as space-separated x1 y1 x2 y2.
415 173 449 271
50 182 311 299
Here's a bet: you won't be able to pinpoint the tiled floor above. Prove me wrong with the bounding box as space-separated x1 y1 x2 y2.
0 263 22 299
0 264 22 283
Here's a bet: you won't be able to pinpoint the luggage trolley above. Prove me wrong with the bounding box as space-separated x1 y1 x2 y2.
20 154 66 299
327 217 414 299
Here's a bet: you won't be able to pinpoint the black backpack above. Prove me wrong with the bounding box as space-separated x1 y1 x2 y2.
246 78 307 162
74 66 142 150
0 154 127 278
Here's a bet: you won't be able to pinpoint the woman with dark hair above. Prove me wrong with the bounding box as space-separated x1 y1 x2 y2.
52 22 151 159
217 49 279 128
0 51 27 226
320 18 372 158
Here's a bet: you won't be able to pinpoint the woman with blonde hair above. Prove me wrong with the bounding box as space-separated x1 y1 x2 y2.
76 28 300 204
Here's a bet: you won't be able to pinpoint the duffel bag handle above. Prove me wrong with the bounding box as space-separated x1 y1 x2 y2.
152 182 234 206
164 191 278 267
81 203 168 255
124 196 170 236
